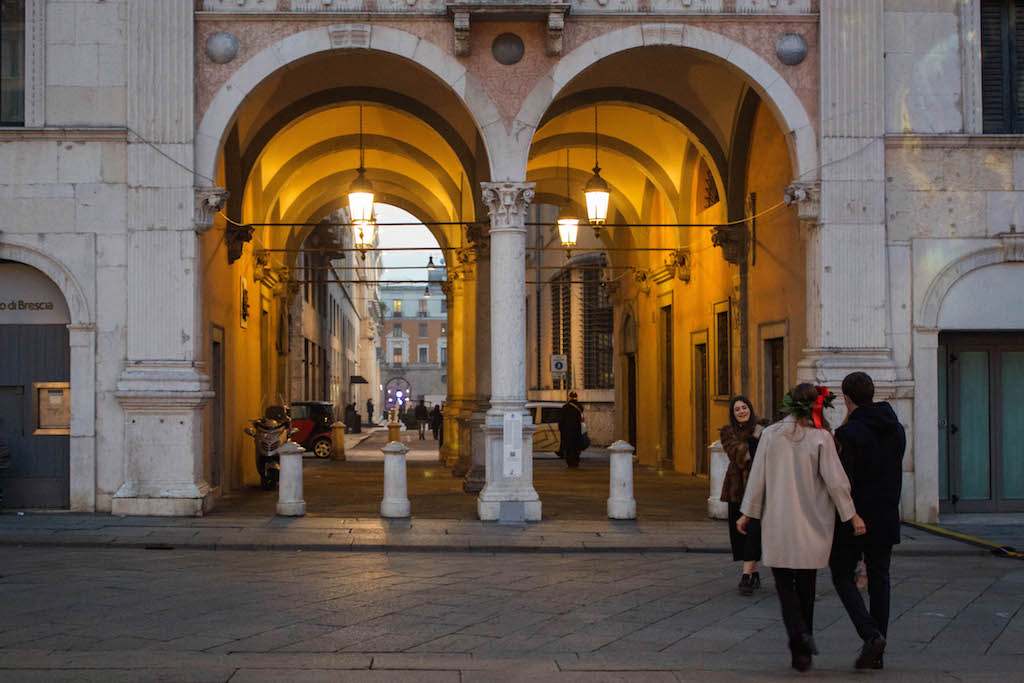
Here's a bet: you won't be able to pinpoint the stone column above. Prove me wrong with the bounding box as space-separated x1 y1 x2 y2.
477 182 541 521
68 324 97 512
112 1 213 516
797 0 894 388
911 328 940 523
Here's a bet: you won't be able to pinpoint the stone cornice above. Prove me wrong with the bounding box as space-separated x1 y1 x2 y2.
885 134 1024 149
0 127 127 141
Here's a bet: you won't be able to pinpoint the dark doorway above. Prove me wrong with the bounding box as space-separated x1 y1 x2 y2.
0 325 70 508
765 337 785 421
660 305 673 468
693 341 709 475
210 325 225 490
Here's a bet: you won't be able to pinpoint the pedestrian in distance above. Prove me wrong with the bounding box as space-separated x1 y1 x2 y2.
829 371 906 670
737 383 866 672
414 399 429 440
558 391 585 468
366 398 374 425
430 404 442 440
719 396 767 596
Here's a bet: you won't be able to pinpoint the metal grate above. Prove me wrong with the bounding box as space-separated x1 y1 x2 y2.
583 269 613 389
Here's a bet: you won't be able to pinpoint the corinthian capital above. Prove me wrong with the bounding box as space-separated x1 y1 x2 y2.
783 181 821 229
481 182 535 232
194 187 229 234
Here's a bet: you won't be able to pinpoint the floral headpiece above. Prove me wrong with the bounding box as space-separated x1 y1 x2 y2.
780 386 835 429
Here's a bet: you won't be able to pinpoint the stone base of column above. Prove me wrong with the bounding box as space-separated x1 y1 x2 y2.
477 408 541 522
462 411 487 492
797 348 906 423
112 362 214 517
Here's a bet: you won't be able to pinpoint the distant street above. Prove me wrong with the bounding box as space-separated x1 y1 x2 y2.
0 546 1021 681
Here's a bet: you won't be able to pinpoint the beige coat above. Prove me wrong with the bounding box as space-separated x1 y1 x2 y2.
740 417 856 569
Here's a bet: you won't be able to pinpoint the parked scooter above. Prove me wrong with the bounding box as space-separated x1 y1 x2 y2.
243 406 298 490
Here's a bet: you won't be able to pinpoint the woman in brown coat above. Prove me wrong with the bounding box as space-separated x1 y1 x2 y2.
738 383 866 672
719 396 765 595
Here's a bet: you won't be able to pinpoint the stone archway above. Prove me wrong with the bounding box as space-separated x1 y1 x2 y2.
0 241 96 511
194 24 504 188
511 23 819 183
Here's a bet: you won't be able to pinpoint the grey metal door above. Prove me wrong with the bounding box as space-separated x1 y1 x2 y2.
0 325 70 508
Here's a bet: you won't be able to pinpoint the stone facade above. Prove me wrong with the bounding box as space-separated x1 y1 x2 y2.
0 0 1019 520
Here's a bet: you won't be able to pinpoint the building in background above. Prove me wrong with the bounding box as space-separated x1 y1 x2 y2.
379 264 447 415
290 209 382 422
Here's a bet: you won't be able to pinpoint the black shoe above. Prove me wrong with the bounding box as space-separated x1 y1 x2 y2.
800 633 819 656
855 635 886 669
791 653 812 672
750 572 760 590
739 574 753 596
872 654 884 670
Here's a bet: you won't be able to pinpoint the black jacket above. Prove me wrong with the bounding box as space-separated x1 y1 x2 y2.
835 402 906 546
414 404 429 420
558 400 583 454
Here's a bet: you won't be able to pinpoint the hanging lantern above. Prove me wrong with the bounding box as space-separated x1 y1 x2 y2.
348 168 375 223
348 105 375 223
353 218 376 260
558 148 578 256
584 169 609 227
557 211 579 253
585 106 610 238
424 285 431 298
426 255 436 271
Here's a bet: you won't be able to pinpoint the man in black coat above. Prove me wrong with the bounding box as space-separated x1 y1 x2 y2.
558 392 584 468
830 372 906 670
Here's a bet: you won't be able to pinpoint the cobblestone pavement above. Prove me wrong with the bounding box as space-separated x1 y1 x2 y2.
0 547 1021 681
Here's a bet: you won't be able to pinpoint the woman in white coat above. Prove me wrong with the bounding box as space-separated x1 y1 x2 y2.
737 383 866 672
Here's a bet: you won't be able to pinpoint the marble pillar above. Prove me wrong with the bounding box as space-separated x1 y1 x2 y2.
477 182 541 521
797 0 895 389
112 1 213 516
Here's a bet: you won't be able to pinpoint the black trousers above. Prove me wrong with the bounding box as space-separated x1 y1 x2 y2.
830 541 892 641
772 568 817 653
727 502 762 562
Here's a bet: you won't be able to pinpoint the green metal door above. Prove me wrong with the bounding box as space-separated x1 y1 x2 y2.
941 334 1024 512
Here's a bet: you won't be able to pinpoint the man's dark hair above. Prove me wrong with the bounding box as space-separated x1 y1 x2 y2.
842 372 875 407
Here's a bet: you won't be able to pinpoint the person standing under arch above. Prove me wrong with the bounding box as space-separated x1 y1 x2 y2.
559 392 585 468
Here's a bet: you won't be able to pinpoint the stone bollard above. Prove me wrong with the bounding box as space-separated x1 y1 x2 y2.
607 440 637 520
380 440 410 518
707 440 728 519
276 441 306 516
330 421 346 461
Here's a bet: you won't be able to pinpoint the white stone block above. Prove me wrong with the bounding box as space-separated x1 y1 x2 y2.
74 1 126 47
98 43 126 87
986 192 1024 235
47 3 77 45
411 38 464 89
75 183 127 233
369 25 420 60
0 142 58 184
47 44 99 87
0 197 75 230
46 86 126 126
58 141 103 183
101 142 127 184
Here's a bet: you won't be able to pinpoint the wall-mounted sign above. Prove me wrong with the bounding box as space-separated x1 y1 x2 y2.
33 382 70 435
0 262 71 325
550 354 567 381
502 411 523 478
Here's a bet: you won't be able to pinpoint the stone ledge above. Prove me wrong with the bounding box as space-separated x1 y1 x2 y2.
0 127 127 141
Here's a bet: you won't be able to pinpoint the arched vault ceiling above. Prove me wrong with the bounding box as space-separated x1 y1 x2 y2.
282 169 453 232
537 88 728 178
528 133 680 211
258 134 461 217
